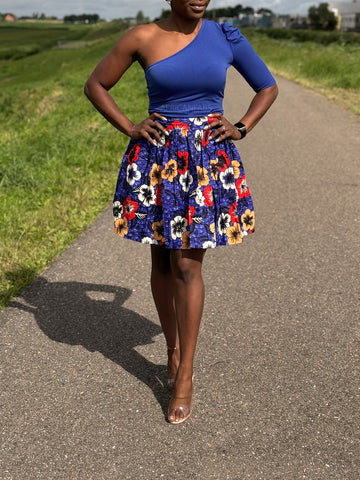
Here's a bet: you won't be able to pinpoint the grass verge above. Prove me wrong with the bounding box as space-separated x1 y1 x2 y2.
244 29 360 116
0 27 148 308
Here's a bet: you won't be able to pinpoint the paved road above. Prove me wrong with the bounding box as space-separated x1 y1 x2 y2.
1 71 359 480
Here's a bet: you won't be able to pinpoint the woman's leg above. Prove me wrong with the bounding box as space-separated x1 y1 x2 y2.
150 245 179 385
168 248 206 423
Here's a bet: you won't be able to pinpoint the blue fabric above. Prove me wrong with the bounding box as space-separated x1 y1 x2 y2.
113 117 255 249
145 21 276 118
112 20 274 249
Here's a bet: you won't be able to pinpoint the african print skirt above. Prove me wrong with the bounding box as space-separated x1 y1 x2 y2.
113 116 255 249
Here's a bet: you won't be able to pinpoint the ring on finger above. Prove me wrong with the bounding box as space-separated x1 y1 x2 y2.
222 126 226 133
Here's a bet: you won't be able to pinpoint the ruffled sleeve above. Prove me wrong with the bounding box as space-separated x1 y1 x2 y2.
220 23 276 92
221 22 242 44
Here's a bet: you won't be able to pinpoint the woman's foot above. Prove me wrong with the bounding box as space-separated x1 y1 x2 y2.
167 346 180 391
167 371 193 424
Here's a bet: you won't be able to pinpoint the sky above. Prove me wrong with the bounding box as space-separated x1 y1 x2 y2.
0 0 352 19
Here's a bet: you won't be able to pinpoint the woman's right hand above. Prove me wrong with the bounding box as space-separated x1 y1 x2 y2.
130 113 169 146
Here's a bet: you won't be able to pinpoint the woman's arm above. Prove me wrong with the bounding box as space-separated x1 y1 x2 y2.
237 83 278 134
208 83 278 142
84 26 167 144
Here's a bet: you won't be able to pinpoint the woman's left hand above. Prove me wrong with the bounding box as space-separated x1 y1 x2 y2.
205 113 242 142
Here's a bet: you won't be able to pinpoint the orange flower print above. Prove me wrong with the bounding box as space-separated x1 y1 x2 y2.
161 159 178 182
241 209 255 232
181 230 191 249
152 220 165 243
232 160 240 179
196 166 209 187
209 222 216 240
114 217 128 237
210 159 219 181
181 126 188 137
149 163 162 186
226 222 243 245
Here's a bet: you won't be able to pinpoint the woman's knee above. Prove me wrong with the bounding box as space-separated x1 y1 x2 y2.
171 250 205 284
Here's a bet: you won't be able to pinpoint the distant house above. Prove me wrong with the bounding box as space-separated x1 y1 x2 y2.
328 1 360 31
5 14 15 22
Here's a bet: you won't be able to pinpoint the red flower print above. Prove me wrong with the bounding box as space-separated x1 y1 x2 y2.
155 184 163 206
172 120 182 130
217 150 231 172
123 197 138 220
229 201 239 223
236 175 250 199
203 186 213 207
186 206 195 225
177 151 189 175
202 129 211 147
127 144 140 164
207 115 217 124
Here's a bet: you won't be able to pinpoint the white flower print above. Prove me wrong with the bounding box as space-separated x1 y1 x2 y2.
141 237 157 245
179 171 194 192
195 188 205 206
194 130 203 151
113 201 123 220
219 167 236 190
190 117 207 126
239 177 248 195
170 216 188 240
126 163 141 186
202 240 216 249
218 213 231 235
138 184 156 206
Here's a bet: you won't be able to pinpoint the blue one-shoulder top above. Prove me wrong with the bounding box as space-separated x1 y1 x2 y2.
145 20 276 118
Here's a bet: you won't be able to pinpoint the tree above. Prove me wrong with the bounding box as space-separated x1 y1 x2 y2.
241 7 255 15
308 3 337 30
136 10 144 24
257 8 273 15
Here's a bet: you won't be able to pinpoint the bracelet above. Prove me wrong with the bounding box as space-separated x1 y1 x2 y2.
234 121 247 139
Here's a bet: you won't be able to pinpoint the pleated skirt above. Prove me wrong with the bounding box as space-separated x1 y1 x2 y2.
113 116 255 249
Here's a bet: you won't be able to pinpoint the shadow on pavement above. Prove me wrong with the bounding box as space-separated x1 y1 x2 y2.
11 277 169 414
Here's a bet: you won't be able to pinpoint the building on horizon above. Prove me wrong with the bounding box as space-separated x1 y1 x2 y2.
328 0 360 31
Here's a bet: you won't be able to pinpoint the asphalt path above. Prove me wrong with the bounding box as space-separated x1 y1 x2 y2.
1 70 359 479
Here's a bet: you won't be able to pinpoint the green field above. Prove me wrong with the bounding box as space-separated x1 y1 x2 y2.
244 28 360 114
0 22 359 309
0 21 149 308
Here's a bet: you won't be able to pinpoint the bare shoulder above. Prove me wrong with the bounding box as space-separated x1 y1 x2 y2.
121 22 161 46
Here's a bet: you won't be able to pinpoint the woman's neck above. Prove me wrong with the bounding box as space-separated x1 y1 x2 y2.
165 15 203 35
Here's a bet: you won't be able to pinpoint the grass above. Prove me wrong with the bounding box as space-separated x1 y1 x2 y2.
0 23 148 308
0 23 359 309
0 20 128 59
244 28 360 115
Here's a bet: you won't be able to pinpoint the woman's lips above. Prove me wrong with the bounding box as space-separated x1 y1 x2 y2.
189 3 206 12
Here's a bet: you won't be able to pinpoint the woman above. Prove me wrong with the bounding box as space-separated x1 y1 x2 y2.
84 0 278 424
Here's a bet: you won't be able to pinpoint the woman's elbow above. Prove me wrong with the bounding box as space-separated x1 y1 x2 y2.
84 78 93 99
270 82 279 101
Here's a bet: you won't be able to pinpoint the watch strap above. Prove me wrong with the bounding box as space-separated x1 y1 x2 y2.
234 121 247 139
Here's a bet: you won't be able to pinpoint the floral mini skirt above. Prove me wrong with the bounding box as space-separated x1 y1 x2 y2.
113 116 255 249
